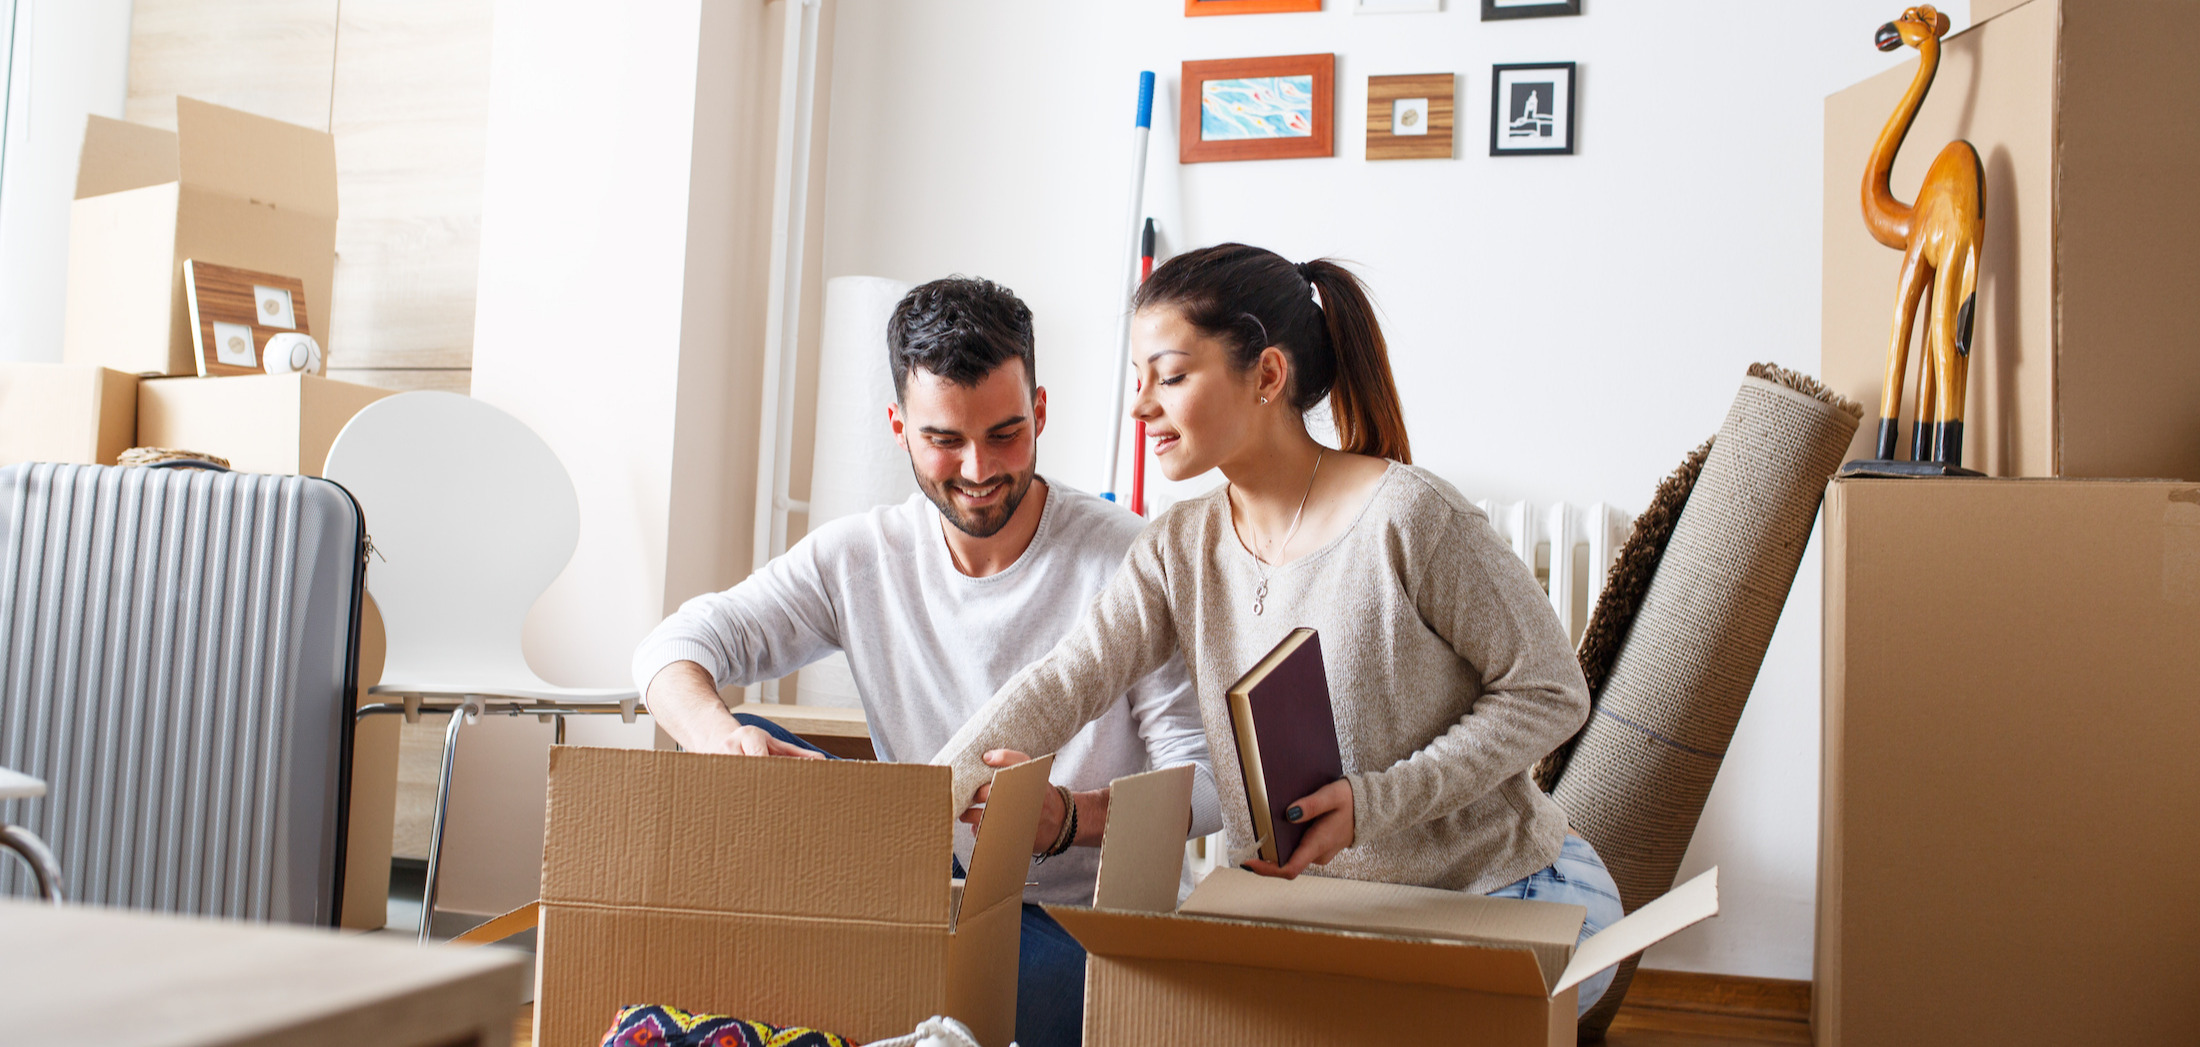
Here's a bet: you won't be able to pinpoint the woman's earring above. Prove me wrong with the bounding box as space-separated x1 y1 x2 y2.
1259 396 1269 405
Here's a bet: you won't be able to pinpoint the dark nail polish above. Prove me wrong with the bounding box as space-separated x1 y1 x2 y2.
1240 863 1255 872
1285 805 1304 823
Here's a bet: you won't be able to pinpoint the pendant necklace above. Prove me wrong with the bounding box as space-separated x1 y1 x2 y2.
1249 449 1323 616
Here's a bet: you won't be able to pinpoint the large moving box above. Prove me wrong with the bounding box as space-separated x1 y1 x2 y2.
1818 478 2200 1044
136 373 391 476
62 97 337 377
0 363 137 467
1821 0 2200 480
530 746 1049 1047
1050 767 1719 1046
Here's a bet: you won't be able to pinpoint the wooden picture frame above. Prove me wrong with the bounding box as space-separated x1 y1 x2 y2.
1366 74 1455 160
182 259 313 376
1186 0 1322 15
1181 54 1336 164
1489 62 1576 156
1482 0 1580 19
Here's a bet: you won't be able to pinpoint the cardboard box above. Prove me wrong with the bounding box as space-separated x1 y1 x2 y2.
0 363 138 467
531 746 1050 1047
1821 0 2200 480
1048 766 1719 1047
1818 478 2200 1044
136 373 391 476
62 97 337 377
1 896 525 1046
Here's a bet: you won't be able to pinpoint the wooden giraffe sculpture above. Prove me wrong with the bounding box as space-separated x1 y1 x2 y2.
1864 5 1983 465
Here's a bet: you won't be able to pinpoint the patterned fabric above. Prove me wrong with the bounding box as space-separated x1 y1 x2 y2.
599 1005 855 1047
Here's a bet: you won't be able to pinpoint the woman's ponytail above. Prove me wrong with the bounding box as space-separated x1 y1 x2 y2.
1299 259 1412 464
1134 243 1413 464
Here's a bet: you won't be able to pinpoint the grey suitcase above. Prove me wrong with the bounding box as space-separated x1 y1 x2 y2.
0 461 365 925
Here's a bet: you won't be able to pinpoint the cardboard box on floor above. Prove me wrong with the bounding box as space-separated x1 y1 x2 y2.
136 373 391 476
527 745 1050 1047
63 97 336 377
0 363 138 467
1051 766 1720 1047
1818 478 2200 1045
1821 0 2200 480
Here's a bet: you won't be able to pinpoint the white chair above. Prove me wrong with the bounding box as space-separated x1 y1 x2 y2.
324 391 638 942
0 767 62 904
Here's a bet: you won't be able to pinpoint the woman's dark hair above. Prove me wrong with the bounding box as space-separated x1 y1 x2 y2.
887 276 1036 400
1131 243 1411 463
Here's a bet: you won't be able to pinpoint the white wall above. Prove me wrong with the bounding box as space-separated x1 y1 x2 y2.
822 0 1969 979
0 0 133 362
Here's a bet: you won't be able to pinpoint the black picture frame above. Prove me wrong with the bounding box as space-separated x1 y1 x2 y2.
1481 0 1579 19
1489 62 1576 156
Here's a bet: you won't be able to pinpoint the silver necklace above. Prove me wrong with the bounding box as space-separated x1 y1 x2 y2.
1248 449 1323 616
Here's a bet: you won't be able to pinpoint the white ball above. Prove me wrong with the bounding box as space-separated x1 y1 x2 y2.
262 332 324 375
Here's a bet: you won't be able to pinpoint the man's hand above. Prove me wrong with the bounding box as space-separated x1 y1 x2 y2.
644 661 823 759
1242 778 1354 880
706 723 828 759
957 748 1106 853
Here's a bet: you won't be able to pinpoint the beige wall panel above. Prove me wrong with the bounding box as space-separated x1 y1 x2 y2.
326 367 472 394
326 0 493 372
125 0 339 131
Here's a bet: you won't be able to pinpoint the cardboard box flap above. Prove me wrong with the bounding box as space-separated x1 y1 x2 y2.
956 753 1052 928
1554 867 1719 995
173 97 337 218
1047 905 1553 997
541 746 950 925
76 115 179 199
1091 765 1193 913
1182 867 1583 990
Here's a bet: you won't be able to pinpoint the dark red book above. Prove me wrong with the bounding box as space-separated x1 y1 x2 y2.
1225 628 1344 865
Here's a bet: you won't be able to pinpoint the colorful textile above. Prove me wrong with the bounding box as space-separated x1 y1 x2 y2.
599 1005 854 1047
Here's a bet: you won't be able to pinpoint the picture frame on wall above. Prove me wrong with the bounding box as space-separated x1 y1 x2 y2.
1482 0 1579 19
1366 74 1454 160
1186 0 1322 15
1180 54 1336 163
1489 62 1576 156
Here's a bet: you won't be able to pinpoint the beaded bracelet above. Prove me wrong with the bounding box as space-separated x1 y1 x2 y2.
1034 784 1077 863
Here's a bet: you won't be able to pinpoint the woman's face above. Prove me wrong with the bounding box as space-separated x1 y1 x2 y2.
1130 305 1272 482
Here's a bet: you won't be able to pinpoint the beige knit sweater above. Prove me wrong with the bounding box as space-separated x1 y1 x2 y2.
935 462 1590 894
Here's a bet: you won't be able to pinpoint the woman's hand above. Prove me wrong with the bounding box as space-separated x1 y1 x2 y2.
709 724 828 759
957 749 1068 854
1242 778 1355 879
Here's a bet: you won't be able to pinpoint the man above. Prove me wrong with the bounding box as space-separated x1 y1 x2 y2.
633 276 1221 1047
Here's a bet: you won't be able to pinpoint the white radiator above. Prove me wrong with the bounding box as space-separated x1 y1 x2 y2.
1474 500 1634 646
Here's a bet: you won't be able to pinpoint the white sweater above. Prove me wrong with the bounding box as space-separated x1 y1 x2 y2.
631 480 1222 906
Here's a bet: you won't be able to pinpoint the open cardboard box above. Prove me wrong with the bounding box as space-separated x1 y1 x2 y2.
1052 766 1720 1046
505 745 1050 1047
62 97 337 377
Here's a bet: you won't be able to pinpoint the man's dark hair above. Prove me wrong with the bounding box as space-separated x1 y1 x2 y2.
886 276 1036 400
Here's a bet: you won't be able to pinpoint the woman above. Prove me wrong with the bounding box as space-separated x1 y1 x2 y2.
934 243 1624 1012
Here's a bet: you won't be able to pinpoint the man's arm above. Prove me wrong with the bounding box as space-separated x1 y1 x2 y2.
644 660 824 757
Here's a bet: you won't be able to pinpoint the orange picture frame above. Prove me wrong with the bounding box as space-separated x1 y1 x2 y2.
1185 0 1322 14
1180 54 1336 164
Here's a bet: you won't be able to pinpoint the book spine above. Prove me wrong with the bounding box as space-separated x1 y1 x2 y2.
1228 690 1276 865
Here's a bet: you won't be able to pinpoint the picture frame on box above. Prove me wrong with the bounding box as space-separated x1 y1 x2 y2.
1181 54 1336 164
182 260 316 377
1490 62 1576 156
1366 74 1455 159
1185 0 1322 15
1482 0 1579 19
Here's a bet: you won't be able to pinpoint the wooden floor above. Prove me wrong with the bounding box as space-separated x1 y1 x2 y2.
512 970 1812 1046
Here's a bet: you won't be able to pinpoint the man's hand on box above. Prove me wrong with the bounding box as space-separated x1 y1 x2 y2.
710 723 828 759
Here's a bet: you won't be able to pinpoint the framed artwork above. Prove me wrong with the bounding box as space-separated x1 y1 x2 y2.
1482 0 1579 19
1180 54 1336 164
1185 0 1322 14
1489 62 1576 156
1366 74 1454 160
182 259 313 376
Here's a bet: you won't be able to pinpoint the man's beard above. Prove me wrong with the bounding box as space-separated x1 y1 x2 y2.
916 465 1036 539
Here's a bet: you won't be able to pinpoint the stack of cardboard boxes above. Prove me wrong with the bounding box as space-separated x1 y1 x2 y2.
1818 1 2200 1042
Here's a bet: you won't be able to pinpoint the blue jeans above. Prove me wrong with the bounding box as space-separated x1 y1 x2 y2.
733 713 1088 1047
1485 832 1625 1016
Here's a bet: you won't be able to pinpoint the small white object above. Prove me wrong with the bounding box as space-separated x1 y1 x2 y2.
1392 97 1431 136
0 767 48 801
252 285 297 329
262 332 324 375
1356 0 1441 11
212 321 258 368
863 1016 985 1047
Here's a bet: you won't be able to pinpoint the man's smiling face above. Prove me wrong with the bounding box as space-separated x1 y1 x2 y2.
891 359 1045 539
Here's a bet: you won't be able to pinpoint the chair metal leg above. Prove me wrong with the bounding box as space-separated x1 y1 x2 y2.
554 714 566 746
1 824 65 905
419 696 482 944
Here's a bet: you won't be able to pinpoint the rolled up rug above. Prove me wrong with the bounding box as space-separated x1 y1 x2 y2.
1553 363 1860 1035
